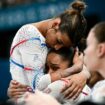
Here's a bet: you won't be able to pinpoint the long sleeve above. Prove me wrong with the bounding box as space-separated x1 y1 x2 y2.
91 80 105 103
10 24 48 87
36 74 51 91
41 80 91 104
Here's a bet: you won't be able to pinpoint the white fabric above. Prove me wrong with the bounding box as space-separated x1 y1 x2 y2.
10 24 48 87
37 74 51 91
91 80 105 103
36 74 91 105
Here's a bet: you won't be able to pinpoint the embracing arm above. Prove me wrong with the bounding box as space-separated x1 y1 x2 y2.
61 65 91 99
50 64 82 82
10 25 29 84
50 49 84 82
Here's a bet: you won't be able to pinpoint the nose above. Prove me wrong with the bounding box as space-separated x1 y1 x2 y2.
54 44 63 50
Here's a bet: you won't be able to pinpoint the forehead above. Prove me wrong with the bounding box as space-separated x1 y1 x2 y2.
47 52 70 68
87 29 96 43
47 52 63 62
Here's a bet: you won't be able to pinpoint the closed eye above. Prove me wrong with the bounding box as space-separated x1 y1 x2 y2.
52 66 59 71
57 39 64 45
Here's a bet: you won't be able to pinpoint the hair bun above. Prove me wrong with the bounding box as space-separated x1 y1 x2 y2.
71 0 86 13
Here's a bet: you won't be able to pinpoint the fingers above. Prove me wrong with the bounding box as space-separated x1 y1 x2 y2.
10 80 28 89
8 80 29 99
9 80 18 88
18 84 29 89
62 81 77 98
75 47 79 55
61 80 73 93
72 88 82 100
9 85 28 95
8 86 27 98
61 71 87 100
62 82 82 99
73 48 79 62
73 48 81 64
79 53 83 59
11 87 27 92
66 85 82 99
11 91 26 99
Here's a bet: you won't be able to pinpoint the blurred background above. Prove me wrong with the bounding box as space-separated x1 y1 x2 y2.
0 0 105 101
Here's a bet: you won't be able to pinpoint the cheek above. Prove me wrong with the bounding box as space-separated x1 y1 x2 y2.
84 48 93 68
46 34 56 45
84 48 89 61
84 47 97 72
60 63 69 70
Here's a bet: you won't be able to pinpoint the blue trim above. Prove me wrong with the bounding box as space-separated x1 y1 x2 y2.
29 37 46 47
10 58 24 69
32 71 39 90
32 70 44 90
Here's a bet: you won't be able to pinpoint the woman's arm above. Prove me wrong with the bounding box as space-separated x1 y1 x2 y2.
50 64 83 82
50 49 84 82
50 51 91 99
61 65 91 99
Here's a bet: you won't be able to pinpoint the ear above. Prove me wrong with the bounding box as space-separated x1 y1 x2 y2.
97 43 105 57
52 18 61 29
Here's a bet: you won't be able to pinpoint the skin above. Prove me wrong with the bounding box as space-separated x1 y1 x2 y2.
84 29 105 78
18 24 105 105
8 48 84 100
8 52 71 100
47 51 86 100
8 18 86 100
7 80 28 100
84 30 100 72
46 52 70 74
34 18 72 50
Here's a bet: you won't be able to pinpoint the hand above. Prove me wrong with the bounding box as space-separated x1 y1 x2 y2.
73 48 84 71
24 90 60 105
7 80 28 99
50 49 83 82
61 72 87 100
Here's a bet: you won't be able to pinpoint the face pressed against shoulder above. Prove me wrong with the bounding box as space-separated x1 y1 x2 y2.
45 27 72 50
32 0 87 51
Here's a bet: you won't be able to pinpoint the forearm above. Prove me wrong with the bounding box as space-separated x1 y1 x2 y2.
81 65 91 80
50 65 82 82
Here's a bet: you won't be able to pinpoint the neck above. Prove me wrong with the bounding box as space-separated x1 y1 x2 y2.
33 19 53 37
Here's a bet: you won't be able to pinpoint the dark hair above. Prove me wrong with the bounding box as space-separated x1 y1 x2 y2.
92 22 105 43
44 47 75 74
57 0 87 47
77 37 86 52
